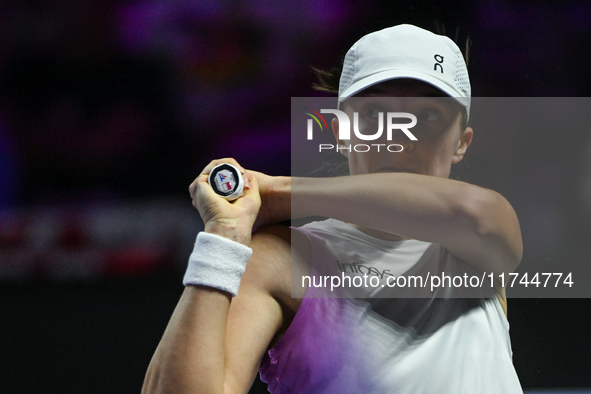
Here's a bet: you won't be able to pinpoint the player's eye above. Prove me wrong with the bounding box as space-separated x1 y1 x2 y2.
362 105 385 119
417 110 440 122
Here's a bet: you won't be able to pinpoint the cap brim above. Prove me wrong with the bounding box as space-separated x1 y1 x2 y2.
339 69 470 108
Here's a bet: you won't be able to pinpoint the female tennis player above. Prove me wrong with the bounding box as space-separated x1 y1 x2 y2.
142 24 523 393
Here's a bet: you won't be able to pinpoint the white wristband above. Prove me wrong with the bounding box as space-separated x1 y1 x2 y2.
183 232 253 296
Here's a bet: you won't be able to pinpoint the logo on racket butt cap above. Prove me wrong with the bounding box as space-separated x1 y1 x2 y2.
208 163 244 201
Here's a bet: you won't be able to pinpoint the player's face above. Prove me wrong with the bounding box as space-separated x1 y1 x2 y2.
333 79 473 178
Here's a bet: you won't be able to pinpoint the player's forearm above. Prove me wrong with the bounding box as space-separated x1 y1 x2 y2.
265 172 472 238
290 173 521 273
258 175 292 224
291 173 475 240
142 286 231 394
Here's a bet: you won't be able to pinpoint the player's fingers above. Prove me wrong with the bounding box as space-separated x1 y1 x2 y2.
242 170 256 194
199 158 246 177
232 170 261 210
188 174 209 201
243 170 251 190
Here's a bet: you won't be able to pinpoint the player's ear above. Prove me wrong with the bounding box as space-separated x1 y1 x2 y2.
331 117 349 159
452 126 473 164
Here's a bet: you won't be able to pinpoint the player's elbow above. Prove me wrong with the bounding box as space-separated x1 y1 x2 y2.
457 188 523 272
458 188 497 235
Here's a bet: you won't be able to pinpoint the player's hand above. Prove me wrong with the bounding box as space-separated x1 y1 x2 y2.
189 158 261 245
248 170 291 231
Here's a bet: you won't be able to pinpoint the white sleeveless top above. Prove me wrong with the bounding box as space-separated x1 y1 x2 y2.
259 219 523 393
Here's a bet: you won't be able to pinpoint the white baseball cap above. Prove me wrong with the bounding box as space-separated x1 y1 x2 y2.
338 24 471 118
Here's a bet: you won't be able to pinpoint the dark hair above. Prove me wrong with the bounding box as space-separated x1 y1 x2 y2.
310 66 341 94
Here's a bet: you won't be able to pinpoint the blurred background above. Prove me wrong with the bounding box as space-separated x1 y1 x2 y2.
0 0 590 392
